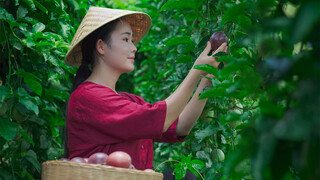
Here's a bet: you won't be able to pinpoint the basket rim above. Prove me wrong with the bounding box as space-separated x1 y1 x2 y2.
42 160 163 177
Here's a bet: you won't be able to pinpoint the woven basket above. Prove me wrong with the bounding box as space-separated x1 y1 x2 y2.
42 161 163 180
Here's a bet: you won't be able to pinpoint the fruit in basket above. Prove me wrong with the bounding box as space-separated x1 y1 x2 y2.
88 152 108 164
70 157 86 163
144 169 155 173
84 158 89 163
106 151 132 168
58 158 70 161
209 31 228 51
129 164 136 169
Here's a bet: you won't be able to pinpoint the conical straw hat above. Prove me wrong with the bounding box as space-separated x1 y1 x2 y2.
65 6 152 67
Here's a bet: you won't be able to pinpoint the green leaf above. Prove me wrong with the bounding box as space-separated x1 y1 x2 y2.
196 151 212 168
137 45 155 52
220 112 249 125
19 126 35 146
237 15 252 27
33 22 45 33
160 0 203 11
194 124 218 141
219 59 250 77
177 55 193 63
193 64 218 76
34 0 48 14
26 150 41 173
47 147 59 160
191 159 205 169
221 3 247 25
164 36 193 46
59 20 70 37
24 78 42 96
0 7 18 26
16 69 42 96
40 134 49 149
0 21 6 43
65 0 80 10
21 0 36 10
0 86 12 102
9 35 23 51
43 52 59 67
217 56 236 63
291 1 320 43
0 117 17 141
199 87 227 99
259 98 284 118
19 98 39 115
173 163 187 180
17 6 28 18
45 89 69 102
0 168 12 180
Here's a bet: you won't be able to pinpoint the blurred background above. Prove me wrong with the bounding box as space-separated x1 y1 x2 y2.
0 0 319 179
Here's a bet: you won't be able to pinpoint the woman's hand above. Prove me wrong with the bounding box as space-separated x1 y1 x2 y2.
200 74 215 87
194 41 228 70
163 42 227 133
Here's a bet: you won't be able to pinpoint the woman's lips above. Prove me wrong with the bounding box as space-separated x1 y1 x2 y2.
128 57 135 62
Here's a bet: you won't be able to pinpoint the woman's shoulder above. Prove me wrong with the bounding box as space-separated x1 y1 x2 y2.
70 81 146 104
70 81 117 101
118 92 146 104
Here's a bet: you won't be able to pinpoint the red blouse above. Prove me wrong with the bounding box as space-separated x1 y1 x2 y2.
67 81 185 170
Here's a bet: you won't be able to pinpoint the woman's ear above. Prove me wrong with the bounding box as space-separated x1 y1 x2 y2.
96 39 105 55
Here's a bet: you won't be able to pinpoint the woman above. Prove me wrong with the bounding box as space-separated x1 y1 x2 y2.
64 6 227 178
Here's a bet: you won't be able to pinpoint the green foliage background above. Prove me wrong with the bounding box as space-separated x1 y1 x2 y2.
0 0 319 179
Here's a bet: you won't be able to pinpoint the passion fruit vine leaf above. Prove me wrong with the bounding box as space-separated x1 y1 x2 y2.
193 64 219 77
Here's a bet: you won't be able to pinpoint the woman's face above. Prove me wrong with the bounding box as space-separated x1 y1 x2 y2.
102 20 137 74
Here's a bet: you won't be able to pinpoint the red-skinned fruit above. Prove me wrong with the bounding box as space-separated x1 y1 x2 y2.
209 31 228 51
70 157 86 163
129 164 136 169
88 152 108 164
106 151 132 168
144 169 155 173
58 158 69 162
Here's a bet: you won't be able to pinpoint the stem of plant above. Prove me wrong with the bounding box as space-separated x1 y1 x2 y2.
155 159 180 171
155 159 205 180
191 167 205 180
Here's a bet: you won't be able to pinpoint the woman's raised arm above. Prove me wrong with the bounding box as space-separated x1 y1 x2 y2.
163 41 227 132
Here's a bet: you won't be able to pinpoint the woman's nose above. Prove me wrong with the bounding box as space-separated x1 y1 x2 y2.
131 43 137 53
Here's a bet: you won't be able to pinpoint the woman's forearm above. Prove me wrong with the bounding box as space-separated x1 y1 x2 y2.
163 67 204 132
163 42 226 132
176 78 209 136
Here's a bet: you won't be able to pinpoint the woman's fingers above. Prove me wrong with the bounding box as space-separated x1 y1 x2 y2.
213 42 227 55
201 41 212 56
223 45 228 52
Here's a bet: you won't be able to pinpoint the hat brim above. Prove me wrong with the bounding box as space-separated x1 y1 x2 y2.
65 7 151 67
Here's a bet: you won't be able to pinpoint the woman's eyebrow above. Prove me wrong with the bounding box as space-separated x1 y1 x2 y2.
121 32 132 35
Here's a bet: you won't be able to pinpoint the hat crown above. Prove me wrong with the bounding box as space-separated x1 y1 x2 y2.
65 7 151 67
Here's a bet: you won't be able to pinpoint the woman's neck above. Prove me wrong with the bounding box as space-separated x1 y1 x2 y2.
86 64 120 91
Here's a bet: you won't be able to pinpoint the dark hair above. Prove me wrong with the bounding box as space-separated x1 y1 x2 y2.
64 19 120 158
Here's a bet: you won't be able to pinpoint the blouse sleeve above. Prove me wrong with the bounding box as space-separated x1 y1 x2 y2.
121 92 186 143
69 87 166 145
153 117 186 143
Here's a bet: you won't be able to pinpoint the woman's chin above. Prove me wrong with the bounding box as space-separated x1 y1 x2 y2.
121 66 134 74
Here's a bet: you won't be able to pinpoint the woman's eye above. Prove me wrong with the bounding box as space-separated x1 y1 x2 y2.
124 38 129 42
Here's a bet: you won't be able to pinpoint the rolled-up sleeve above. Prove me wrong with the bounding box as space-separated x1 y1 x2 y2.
153 117 186 143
